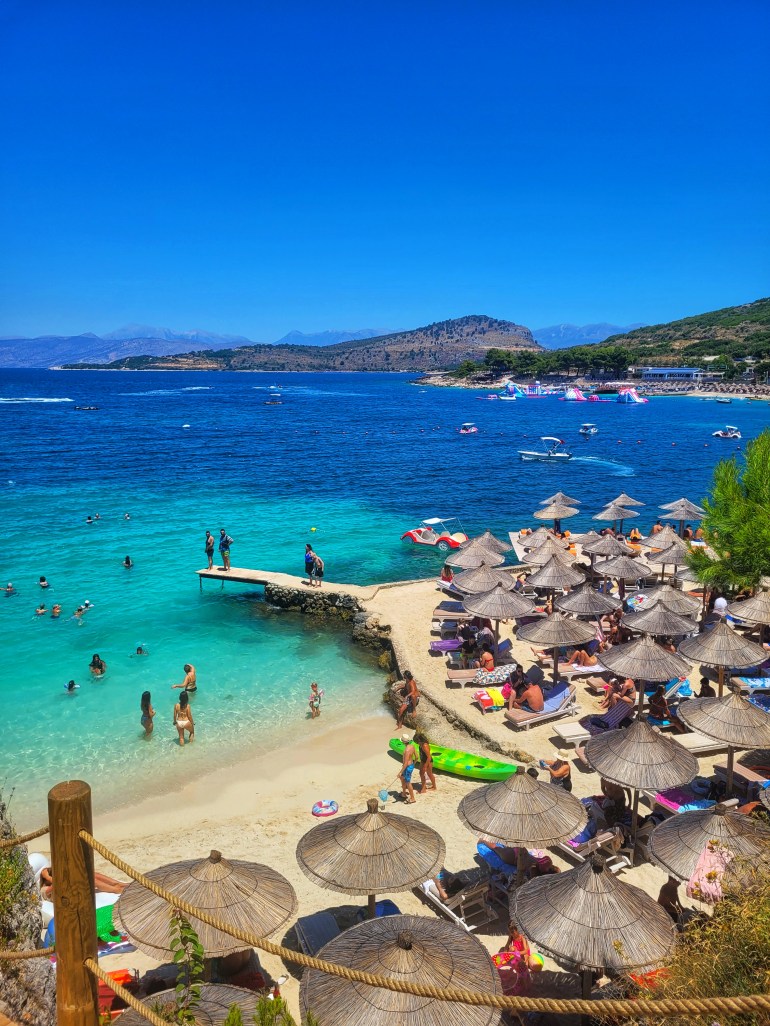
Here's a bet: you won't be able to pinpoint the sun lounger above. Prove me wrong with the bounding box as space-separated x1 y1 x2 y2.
435 579 464 597
294 911 342 956
640 785 716 816
504 683 577 731
418 877 497 932
552 720 593 745
429 638 463 654
447 665 512 688
673 731 729 755
733 676 770 694
575 701 636 737
557 826 630 874
714 762 770 800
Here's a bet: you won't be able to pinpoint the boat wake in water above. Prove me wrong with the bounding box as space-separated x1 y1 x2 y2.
570 456 635 477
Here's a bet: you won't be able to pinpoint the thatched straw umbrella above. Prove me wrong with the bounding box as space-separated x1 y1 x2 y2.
526 534 573 565
596 553 652 596
609 492 645 508
600 633 692 684
593 503 639 534
533 501 579 534
526 555 585 594
296 799 445 919
621 604 698 639
517 612 595 685
583 720 698 855
583 535 634 558
115 984 263 1025
458 769 587 885
445 543 504 570
645 584 700 616
462 584 535 656
556 585 618 619
678 691 770 796
661 498 705 538
464 529 512 554
541 491 581 506
452 563 515 595
648 802 770 888
569 529 601 547
676 565 700 584
728 591 770 626
521 526 553 550
300 914 502 1026
510 856 676 997
113 850 297 959
646 543 690 584
678 621 767 696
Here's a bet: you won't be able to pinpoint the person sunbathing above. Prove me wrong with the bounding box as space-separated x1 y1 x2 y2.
565 639 605 667
508 682 544 713
649 684 686 732
600 677 635 710
40 866 126 900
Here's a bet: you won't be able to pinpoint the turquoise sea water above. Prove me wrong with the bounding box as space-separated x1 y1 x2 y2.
1 370 768 827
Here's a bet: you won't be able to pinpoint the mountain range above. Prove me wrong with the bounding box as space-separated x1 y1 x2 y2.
67 315 540 372
532 322 646 348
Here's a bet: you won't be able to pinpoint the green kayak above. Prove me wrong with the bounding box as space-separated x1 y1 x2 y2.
389 738 519 782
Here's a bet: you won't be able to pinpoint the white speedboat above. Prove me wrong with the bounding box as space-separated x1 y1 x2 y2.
715 397 732 404
579 423 598 436
518 436 573 461
459 422 479 434
712 425 741 439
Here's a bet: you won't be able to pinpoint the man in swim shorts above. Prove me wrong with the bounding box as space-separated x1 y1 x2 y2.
396 671 420 728
219 528 233 571
205 530 215 569
400 734 417 803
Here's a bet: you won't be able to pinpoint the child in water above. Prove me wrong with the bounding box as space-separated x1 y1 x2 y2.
308 682 324 719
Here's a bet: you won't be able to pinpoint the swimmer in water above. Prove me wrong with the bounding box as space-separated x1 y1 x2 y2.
89 653 107 676
86 516 93 524
5 583 16 596
124 512 131 520
123 555 133 568
131 645 148 657
39 576 50 589
172 664 196 693
35 604 47 616
83 600 93 610
64 680 80 693
51 604 61 618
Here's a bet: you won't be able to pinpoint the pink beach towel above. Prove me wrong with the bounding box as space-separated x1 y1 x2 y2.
686 843 734 904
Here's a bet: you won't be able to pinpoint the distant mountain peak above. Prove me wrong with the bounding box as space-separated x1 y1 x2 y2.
102 324 254 346
273 328 387 347
533 322 647 349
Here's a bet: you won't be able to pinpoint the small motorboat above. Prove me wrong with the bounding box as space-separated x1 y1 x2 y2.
715 397 732 404
518 436 573 461
263 399 283 405
579 423 598 436
74 405 99 411
459 422 479 434
712 425 741 439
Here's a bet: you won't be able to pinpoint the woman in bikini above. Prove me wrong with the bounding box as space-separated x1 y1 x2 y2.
89 653 107 677
173 691 195 745
140 691 155 737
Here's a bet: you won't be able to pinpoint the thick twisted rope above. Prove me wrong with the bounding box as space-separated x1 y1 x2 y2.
80 830 770 1019
0 825 49 850
85 959 170 1026
0 946 54 960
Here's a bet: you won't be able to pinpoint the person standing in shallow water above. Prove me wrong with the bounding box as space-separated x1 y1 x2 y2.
140 691 155 736
205 530 215 570
171 664 196 693
173 690 194 745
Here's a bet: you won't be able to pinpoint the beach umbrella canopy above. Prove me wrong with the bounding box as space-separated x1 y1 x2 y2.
462 583 535 622
678 622 767 688
464 529 512 554
445 544 504 570
533 502 579 523
645 544 690 568
115 985 264 1026
526 535 573 565
584 720 698 793
452 563 515 595
597 554 653 580
569 529 601 545
609 492 645 508
621 605 698 638
728 591 770 626
458 768 587 847
600 634 692 681
516 611 595 650
593 503 639 523
645 585 700 616
582 535 634 558
648 802 770 885
300 914 502 1026
526 556 585 591
510 856 676 975
660 497 706 517
541 491 581 506
521 526 553 550
676 565 700 584
113 850 297 959
678 691 770 796
556 585 618 617
640 525 686 549
296 800 445 917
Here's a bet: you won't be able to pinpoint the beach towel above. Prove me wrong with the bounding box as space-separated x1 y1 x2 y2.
652 786 715 814
686 843 734 904
474 686 507 711
473 665 511 686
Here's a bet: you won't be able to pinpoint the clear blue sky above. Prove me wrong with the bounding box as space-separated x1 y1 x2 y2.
1 1 768 340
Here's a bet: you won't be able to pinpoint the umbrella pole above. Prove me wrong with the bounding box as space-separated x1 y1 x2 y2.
581 967 592 999
367 893 376 919
726 748 735 798
718 664 724 698
494 620 500 661
630 789 640 867
553 646 559 687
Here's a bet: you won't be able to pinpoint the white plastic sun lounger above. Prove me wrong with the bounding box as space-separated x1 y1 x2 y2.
418 878 497 933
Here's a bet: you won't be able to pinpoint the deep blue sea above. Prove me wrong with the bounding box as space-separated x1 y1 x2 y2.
2 370 767 826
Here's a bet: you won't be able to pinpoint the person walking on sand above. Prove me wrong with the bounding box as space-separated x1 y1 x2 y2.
396 670 420 728
400 734 417 803
140 691 155 736
416 732 436 793
312 551 324 587
304 544 316 585
219 528 233 571
173 690 194 745
171 664 197 693
205 530 215 570
308 681 324 719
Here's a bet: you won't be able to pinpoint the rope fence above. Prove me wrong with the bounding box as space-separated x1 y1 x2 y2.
0 946 53 961
84 959 170 1026
0 825 49 850
79 828 770 1021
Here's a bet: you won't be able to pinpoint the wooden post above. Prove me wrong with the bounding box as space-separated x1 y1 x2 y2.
367 893 376 919
48 780 99 1026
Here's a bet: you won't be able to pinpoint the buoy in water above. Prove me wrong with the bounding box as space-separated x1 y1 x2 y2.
310 527 317 532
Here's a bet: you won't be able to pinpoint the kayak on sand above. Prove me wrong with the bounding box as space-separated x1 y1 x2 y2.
389 738 519 782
